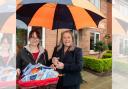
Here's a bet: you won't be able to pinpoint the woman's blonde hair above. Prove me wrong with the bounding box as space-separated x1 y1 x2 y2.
57 30 76 52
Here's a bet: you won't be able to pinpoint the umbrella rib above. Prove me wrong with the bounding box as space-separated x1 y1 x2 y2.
52 4 76 30
85 9 104 27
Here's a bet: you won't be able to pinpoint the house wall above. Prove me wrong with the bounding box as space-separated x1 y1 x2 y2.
79 0 110 56
45 29 67 59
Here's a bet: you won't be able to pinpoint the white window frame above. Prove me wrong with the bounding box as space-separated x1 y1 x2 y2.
94 32 100 45
124 39 128 55
27 26 31 45
119 0 128 16
42 27 45 48
90 0 101 9
119 38 128 55
90 32 100 51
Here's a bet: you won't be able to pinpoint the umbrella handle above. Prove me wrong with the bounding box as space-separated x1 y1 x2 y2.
56 29 58 46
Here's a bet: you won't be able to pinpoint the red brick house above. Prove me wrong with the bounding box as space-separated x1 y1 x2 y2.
44 0 112 58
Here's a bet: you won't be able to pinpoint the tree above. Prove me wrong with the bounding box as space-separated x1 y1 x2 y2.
94 41 108 58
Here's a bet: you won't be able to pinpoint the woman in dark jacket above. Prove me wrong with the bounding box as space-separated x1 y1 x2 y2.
51 30 83 89
16 29 49 75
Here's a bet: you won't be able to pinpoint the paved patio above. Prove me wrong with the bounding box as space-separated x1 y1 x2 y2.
80 71 112 89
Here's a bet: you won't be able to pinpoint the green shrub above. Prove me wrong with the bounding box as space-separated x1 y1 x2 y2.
108 42 112 50
83 56 112 73
94 41 108 52
106 50 112 53
102 58 112 71
102 53 112 58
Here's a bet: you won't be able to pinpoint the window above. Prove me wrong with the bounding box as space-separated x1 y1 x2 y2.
119 39 124 54
120 5 128 17
118 0 128 16
119 39 128 56
90 32 100 50
124 39 128 55
90 0 101 9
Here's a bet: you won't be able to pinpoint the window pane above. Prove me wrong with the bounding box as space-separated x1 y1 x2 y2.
120 5 128 16
90 33 95 50
125 40 128 55
90 0 100 9
119 39 123 54
95 0 100 9
96 34 99 43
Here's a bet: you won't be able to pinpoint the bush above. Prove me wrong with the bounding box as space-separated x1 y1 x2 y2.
83 56 112 73
108 42 112 50
94 41 108 52
106 50 112 53
102 53 112 58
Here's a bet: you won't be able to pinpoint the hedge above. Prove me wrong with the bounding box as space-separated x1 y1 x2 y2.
102 53 112 58
83 56 112 73
106 50 112 53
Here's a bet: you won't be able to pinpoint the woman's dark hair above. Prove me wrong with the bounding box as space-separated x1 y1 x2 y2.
29 29 41 39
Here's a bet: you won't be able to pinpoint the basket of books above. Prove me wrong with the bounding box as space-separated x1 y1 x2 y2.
17 63 59 89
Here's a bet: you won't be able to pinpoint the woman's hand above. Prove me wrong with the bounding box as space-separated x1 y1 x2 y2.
50 64 56 70
16 68 21 76
52 57 59 66
56 62 64 69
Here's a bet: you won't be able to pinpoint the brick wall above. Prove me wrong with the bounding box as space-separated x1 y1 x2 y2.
79 0 110 56
79 29 90 56
45 29 67 59
45 30 56 59
101 0 112 43
107 2 112 43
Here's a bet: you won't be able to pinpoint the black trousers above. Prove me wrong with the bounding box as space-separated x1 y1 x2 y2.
62 85 80 89
57 84 80 89
56 77 80 89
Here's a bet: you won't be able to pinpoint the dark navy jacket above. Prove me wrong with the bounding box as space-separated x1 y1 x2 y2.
52 46 83 86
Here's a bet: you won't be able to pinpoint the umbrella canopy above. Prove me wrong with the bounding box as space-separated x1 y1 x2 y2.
17 3 104 30
17 0 105 18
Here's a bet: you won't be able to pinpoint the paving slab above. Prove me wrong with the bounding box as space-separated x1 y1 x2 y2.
80 71 112 89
